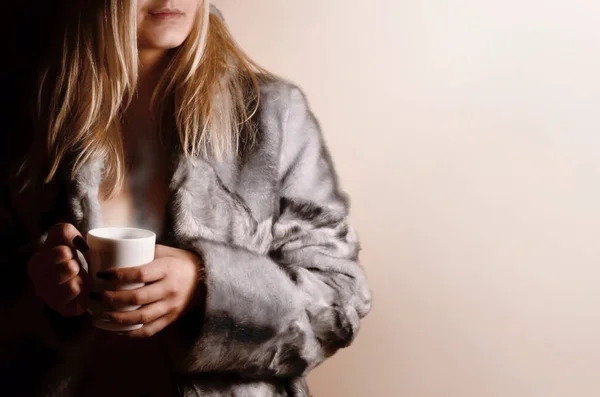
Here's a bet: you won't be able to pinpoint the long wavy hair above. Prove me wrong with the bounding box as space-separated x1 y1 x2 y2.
25 0 265 196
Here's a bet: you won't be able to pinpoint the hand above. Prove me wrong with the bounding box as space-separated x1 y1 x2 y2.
92 244 204 338
27 223 90 317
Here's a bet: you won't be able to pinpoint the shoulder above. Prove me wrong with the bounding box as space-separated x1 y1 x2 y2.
256 77 320 149
258 77 311 120
253 77 327 181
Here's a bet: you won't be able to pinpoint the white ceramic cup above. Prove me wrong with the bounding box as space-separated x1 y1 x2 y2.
87 227 156 331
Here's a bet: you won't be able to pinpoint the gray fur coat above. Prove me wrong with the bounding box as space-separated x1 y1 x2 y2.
0 80 372 396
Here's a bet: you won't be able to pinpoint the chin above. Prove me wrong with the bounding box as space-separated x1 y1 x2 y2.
143 38 187 50
139 30 190 51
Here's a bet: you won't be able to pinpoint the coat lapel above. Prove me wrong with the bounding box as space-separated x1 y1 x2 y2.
64 158 104 236
167 153 274 254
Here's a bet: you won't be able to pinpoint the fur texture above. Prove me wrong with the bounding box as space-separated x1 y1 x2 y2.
0 80 372 397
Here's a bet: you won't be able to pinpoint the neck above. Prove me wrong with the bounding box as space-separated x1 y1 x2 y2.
137 48 169 96
129 48 169 117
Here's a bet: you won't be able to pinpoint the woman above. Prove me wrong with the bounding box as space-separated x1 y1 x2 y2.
0 1 371 396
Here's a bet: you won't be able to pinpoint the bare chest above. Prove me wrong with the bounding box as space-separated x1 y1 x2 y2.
98 122 168 235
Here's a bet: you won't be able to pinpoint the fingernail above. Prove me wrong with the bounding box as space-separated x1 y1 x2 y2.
100 314 112 323
89 291 102 300
100 314 111 322
72 236 90 253
96 271 115 280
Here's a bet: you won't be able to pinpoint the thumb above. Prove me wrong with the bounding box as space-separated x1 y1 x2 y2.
154 244 174 258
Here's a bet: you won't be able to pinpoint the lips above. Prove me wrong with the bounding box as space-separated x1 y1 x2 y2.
149 9 184 20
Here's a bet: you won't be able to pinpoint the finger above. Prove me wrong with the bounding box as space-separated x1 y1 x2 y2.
44 223 87 251
48 276 84 307
124 314 173 338
95 281 169 308
41 224 90 277
28 248 80 292
55 259 81 284
35 259 81 291
154 245 198 262
63 276 84 304
42 245 75 265
96 259 168 283
103 301 171 326
27 245 74 281
60 297 87 317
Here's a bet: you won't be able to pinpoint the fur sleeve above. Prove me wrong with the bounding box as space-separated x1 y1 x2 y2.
0 183 96 396
165 84 372 379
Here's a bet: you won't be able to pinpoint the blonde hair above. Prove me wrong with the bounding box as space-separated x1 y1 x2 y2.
31 0 265 196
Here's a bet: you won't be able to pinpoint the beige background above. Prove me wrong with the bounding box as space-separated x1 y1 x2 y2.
213 1 600 396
